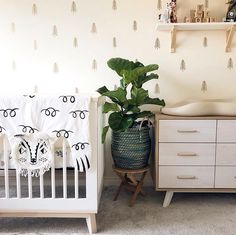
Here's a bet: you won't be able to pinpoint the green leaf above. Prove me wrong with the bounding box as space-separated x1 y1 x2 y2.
96 86 109 95
123 64 159 85
103 87 127 103
143 97 165 106
136 111 154 119
108 112 133 131
107 58 138 77
131 87 148 105
102 126 109 144
136 73 159 88
103 102 120 113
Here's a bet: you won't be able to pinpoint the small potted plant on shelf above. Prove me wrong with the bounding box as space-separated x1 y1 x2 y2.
97 58 165 169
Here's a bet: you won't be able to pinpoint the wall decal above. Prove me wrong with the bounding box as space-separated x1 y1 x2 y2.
92 59 97 70
157 0 162 10
133 20 137 31
91 23 97 33
114 84 118 90
12 60 16 71
203 37 208 47
112 0 117 10
201 81 207 92
53 25 58 36
11 22 15 33
228 58 233 69
71 1 77 13
155 37 160 49
205 0 209 8
155 83 160 94
180 59 186 71
32 3 37 15
74 37 78 48
33 40 37 50
53 63 59 73
75 87 79 93
113 37 117 48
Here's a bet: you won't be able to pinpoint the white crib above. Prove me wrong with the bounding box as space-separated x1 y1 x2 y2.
0 95 104 234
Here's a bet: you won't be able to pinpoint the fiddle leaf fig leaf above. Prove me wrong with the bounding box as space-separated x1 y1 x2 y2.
108 112 133 131
103 87 127 103
143 97 165 106
102 126 109 144
96 86 109 95
103 102 120 113
136 73 159 87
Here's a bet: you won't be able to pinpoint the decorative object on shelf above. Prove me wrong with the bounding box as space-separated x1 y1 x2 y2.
113 37 117 48
52 25 58 36
155 83 160 94
155 37 160 49
53 63 59 73
73 37 78 48
184 4 216 23
201 80 207 92
133 20 137 31
11 22 15 33
159 0 177 23
12 60 16 71
157 0 162 10
32 3 37 15
33 40 37 50
205 0 209 9
92 59 97 70
228 57 234 69
97 58 165 170
180 59 186 71
203 37 208 47
71 1 77 13
91 22 97 33
226 0 236 22
112 0 117 10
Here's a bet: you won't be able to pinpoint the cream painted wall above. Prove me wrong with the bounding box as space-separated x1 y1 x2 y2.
0 0 235 183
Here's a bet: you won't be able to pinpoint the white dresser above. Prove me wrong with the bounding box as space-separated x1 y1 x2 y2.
155 114 236 207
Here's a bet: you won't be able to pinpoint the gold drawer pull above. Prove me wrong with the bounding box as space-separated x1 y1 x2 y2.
177 152 197 157
177 175 197 180
177 130 198 133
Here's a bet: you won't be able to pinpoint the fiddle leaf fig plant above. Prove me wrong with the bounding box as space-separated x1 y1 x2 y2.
97 58 165 143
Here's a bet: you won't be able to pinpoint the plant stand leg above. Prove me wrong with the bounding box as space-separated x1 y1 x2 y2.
129 171 147 207
86 214 97 234
163 191 174 208
113 182 123 201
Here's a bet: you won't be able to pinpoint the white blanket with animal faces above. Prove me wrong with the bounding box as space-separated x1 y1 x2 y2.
0 94 91 176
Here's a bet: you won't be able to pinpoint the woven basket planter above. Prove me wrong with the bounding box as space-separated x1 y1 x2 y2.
111 126 151 170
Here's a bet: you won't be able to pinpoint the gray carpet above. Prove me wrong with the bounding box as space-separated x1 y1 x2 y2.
1 186 236 235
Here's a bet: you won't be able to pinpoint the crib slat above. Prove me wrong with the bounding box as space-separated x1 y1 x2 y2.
28 171 32 198
16 172 21 198
63 139 67 198
74 163 79 198
3 138 9 198
40 174 44 198
51 144 55 198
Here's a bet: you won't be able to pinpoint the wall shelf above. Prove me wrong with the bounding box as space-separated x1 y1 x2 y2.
156 22 236 53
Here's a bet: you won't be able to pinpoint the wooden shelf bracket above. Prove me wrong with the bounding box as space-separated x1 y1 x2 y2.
171 26 177 53
226 25 236 52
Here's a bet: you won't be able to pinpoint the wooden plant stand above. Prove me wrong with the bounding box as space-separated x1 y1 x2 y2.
112 165 149 207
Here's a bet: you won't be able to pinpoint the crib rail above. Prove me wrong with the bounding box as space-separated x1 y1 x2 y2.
0 96 104 215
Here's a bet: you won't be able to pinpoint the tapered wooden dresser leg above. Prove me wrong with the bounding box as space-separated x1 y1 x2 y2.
163 191 174 208
86 214 97 234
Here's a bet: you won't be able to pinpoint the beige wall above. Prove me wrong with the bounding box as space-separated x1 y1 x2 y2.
0 0 235 183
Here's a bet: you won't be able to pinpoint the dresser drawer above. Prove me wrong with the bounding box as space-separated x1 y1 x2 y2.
159 166 214 188
216 144 236 165
159 120 216 143
215 167 236 188
217 120 236 143
159 143 215 166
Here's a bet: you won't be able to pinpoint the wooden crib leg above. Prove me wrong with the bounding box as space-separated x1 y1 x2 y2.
86 214 97 234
